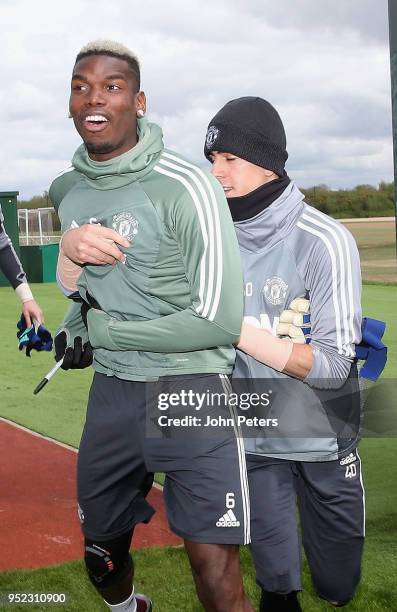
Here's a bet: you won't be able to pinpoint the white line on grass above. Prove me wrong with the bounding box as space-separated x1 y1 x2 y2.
0 416 78 452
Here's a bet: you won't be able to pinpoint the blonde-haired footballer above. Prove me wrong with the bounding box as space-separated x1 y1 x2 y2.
51 40 253 612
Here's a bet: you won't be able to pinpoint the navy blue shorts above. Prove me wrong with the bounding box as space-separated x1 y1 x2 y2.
77 372 250 545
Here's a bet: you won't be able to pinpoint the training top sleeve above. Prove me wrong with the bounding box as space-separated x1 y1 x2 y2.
0 204 27 289
87 173 244 353
296 211 362 389
57 299 89 345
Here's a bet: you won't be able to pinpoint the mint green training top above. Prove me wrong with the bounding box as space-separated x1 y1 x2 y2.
50 118 244 380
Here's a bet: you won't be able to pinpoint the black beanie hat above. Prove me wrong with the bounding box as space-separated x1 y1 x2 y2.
204 96 288 176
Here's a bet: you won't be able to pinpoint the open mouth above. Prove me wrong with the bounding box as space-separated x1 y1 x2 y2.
83 114 110 132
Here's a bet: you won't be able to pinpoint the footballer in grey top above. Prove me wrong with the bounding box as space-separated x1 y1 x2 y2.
233 180 362 461
206 95 365 609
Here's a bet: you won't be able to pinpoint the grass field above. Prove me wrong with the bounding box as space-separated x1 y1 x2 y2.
0 283 396 611
341 218 397 283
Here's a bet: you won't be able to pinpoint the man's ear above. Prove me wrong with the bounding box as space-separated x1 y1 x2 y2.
136 91 146 116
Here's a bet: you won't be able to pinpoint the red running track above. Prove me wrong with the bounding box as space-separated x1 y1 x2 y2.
0 419 181 571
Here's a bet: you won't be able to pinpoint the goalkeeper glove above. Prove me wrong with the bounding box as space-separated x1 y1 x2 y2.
356 317 387 381
276 297 311 344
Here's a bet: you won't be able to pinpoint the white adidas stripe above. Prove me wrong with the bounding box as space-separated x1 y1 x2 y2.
219 374 251 544
297 220 345 356
162 152 223 321
154 163 208 314
227 509 237 522
302 208 356 357
356 448 366 537
302 211 350 355
9 243 24 280
157 155 217 318
219 513 229 524
154 153 223 321
54 165 74 179
305 207 357 352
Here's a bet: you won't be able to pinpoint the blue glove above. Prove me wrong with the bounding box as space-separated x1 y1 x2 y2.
356 317 387 381
17 315 53 357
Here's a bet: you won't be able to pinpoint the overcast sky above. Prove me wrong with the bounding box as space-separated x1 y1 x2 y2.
0 0 394 199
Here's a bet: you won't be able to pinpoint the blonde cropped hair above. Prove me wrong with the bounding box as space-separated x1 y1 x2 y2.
75 39 141 90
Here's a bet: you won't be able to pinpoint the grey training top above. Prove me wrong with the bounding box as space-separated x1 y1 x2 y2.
233 181 362 461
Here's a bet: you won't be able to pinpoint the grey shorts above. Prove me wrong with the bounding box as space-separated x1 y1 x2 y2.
248 452 365 603
77 372 250 545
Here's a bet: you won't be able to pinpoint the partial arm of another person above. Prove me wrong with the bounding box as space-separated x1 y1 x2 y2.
60 220 309 366
0 212 43 326
237 227 362 388
237 321 313 379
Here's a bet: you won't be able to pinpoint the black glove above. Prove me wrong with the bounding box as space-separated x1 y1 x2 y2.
54 331 93 370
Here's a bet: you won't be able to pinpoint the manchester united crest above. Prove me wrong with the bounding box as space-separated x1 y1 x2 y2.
112 212 139 241
206 125 220 149
263 276 288 305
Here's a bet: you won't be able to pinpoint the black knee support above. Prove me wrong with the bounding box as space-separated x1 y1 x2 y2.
84 530 133 589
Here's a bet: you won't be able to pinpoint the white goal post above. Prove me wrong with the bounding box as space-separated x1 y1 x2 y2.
18 208 60 246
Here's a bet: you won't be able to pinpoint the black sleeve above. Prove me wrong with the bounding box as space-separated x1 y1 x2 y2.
0 220 26 288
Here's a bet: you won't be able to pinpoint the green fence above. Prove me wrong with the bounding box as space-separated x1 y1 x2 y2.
20 243 59 283
1 191 59 286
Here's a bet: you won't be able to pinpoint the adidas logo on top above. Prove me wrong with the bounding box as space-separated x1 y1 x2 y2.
216 509 240 527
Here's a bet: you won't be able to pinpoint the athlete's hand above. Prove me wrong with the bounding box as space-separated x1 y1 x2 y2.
61 225 130 266
276 297 311 344
54 329 93 370
22 299 44 327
